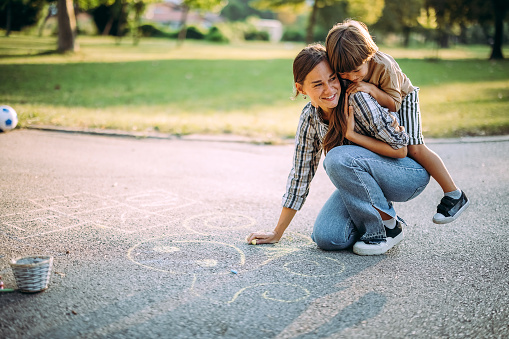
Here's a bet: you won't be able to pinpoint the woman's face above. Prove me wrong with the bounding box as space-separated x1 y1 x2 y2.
296 60 341 115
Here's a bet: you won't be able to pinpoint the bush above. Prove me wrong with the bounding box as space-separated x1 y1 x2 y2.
185 26 205 40
205 26 229 43
282 27 305 42
244 30 269 41
139 24 174 38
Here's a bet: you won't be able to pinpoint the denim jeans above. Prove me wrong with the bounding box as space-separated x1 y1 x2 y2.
312 145 430 250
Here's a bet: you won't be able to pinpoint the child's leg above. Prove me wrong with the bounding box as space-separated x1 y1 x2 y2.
408 144 469 224
398 89 469 224
407 144 457 193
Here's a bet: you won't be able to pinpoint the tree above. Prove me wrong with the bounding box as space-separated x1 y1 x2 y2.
220 0 274 21
253 0 384 44
374 0 424 46
86 0 155 44
129 0 145 45
176 0 227 46
2 0 14 36
253 0 328 44
424 0 506 59
57 0 79 52
489 0 507 59
0 0 46 36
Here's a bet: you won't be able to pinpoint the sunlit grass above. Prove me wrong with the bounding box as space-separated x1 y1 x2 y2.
0 35 304 64
1 34 508 141
420 80 509 137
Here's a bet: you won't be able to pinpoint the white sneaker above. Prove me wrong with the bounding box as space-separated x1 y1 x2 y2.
353 221 404 256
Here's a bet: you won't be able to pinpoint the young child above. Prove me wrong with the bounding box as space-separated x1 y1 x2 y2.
325 19 469 224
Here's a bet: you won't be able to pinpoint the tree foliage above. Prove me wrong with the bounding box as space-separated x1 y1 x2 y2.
424 0 507 58
374 0 424 46
220 0 274 21
177 0 227 45
0 0 47 35
253 0 384 43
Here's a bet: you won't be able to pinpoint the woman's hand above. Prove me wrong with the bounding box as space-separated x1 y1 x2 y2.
246 231 281 245
346 81 376 96
246 208 296 245
344 102 356 140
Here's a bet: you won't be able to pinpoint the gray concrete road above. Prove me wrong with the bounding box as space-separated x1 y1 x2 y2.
0 129 508 338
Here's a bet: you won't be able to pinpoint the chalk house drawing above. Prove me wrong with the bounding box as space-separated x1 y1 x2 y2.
0 190 198 238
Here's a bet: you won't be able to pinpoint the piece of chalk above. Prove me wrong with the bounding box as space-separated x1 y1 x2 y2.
0 289 15 292
231 269 238 274
251 239 257 245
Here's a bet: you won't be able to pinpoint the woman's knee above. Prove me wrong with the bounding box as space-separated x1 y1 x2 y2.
313 233 352 251
312 221 357 251
324 146 357 172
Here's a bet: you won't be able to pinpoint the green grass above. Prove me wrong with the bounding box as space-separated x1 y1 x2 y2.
1 35 508 141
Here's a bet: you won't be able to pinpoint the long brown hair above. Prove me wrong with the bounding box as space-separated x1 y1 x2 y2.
293 44 348 154
322 81 348 154
325 19 378 74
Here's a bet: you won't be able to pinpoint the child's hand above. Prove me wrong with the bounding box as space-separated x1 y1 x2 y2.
346 81 375 96
389 113 405 132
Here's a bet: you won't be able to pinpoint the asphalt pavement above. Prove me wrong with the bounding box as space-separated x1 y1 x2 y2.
0 129 508 338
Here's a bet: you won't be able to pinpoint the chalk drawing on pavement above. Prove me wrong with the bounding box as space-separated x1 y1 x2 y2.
183 213 256 235
0 190 198 238
127 238 246 275
0 208 88 239
227 282 311 304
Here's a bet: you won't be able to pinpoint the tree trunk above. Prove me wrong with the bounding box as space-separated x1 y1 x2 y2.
58 0 79 52
38 5 53 37
458 22 468 45
305 0 318 44
438 28 449 48
102 12 115 35
5 0 12 37
102 0 121 36
177 4 189 46
490 0 505 60
132 1 145 46
402 26 411 47
114 0 127 44
116 0 127 37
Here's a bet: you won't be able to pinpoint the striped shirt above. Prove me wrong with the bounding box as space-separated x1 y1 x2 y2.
282 91 409 210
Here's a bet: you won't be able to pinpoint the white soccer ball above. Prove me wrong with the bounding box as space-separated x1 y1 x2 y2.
0 105 18 132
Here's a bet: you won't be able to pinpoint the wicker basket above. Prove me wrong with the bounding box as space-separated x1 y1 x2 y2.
10 255 53 293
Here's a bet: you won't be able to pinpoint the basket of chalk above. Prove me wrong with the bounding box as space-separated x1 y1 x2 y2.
10 255 53 293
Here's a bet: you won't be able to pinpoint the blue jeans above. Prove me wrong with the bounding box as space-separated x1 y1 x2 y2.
312 145 430 250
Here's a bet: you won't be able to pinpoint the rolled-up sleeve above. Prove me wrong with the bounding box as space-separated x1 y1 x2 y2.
350 92 409 149
282 106 322 210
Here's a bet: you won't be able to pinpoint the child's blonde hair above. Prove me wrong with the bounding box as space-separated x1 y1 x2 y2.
326 19 378 74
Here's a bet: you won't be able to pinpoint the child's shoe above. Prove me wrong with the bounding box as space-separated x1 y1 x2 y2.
433 191 470 224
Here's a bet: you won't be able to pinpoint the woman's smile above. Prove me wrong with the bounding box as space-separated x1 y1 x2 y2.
323 93 337 101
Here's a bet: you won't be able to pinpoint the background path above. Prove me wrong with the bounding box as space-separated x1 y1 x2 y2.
1 130 508 338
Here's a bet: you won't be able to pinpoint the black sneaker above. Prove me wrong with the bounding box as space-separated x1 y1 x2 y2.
353 221 404 256
433 191 470 224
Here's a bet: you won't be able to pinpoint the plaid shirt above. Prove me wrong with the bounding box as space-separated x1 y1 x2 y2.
282 91 409 210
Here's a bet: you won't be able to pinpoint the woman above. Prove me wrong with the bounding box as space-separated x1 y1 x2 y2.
246 44 430 255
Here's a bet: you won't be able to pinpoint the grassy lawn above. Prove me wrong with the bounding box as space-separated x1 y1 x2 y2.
1 35 508 141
